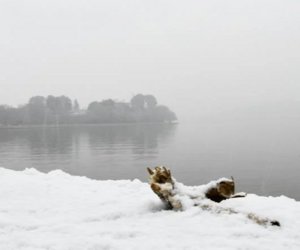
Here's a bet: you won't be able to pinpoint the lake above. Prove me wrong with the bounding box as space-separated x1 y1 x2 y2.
0 118 299 200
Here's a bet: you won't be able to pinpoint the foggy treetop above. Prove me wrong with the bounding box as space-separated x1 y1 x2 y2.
0 94 177 126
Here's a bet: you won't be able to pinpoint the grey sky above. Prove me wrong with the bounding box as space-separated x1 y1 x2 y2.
0 0 299 120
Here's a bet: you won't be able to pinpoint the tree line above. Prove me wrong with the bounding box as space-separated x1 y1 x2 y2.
0 94 177 126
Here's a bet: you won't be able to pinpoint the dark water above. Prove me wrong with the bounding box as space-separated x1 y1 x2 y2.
0 119 299 200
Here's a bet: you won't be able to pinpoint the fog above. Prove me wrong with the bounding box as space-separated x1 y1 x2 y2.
0 0 299 122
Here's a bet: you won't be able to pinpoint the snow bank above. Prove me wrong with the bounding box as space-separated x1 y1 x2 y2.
0 168 299 250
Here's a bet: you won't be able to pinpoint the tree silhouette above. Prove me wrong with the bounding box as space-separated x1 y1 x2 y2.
28 96 46 124
0 94 177 126
73 99 80 113
130 94 145 110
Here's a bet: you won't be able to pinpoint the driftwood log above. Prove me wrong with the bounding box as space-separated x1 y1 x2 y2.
147 166 280 227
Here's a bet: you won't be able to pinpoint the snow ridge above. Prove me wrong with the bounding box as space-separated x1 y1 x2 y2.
0 168 299 250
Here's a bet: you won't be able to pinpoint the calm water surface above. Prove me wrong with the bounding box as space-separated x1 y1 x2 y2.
0 119 299 200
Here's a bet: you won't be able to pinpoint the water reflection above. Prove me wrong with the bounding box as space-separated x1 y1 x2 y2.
87 124 174 157
0 123 177 177
1 120 300 200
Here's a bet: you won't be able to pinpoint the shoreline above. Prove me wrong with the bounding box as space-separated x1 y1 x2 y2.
0 121 179 129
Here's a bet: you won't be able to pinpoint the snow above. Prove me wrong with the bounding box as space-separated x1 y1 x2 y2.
0 168 299 250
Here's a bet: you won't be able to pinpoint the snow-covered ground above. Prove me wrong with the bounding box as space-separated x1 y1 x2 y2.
0 168 299 250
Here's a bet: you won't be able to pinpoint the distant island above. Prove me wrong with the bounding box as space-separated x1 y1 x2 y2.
0 94 177 126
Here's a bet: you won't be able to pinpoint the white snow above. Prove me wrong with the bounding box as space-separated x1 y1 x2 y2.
0 168 299 250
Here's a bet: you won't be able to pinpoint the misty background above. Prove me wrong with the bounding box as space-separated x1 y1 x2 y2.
0 1 300 199
1 0 299 121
